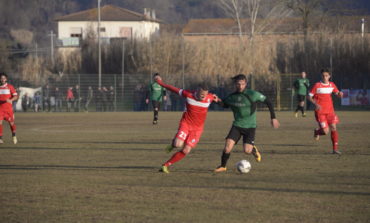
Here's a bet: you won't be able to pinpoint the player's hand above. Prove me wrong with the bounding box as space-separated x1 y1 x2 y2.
213 94 220 103
154 75 162 82
145 99 149 104
314 103 321 111
6 99 12 104
271 118 280 129
163 96 167 101
337 91 343 98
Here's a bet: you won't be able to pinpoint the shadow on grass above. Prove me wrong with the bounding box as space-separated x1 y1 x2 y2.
0 164 155 171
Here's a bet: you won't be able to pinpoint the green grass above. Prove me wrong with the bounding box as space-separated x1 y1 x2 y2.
0 111 369 223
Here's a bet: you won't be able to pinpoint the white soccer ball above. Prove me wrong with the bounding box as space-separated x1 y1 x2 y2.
236 160 251 173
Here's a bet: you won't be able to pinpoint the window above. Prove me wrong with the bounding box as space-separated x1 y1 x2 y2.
70 27 82 38
120 27 132 39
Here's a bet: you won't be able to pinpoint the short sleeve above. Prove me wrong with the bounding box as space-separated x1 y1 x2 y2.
309 83 318 97
251 91 266 102
332 82 339 94
180 89 191 98
10 85 17 96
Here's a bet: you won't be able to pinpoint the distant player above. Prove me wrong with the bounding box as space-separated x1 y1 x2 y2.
214 74 279 173
0 73 18 144
308 69 343 155
294 71 310 117
155 75 219 173
146 73 166 124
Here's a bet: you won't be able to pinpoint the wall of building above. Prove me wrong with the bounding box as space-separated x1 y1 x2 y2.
58 21 159 40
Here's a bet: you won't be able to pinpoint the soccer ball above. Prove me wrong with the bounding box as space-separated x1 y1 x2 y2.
236 160 251 173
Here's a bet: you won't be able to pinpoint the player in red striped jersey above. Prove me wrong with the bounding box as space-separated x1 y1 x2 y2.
0 73 18 144
155 75 219 173
308 69 343 155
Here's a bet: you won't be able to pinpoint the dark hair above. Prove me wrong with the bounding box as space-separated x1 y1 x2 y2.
231 74 247 82
153 73 160 77
321 68 330 74
198 82 209 91
0 72 8 78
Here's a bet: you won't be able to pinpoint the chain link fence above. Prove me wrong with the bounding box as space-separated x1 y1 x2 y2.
11 72 332 112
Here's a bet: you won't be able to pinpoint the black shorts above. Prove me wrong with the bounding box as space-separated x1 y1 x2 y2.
297 95 306 102
152 100 161 110
226 125 256 145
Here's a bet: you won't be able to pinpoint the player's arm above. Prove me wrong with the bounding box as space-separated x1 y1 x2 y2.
145 85 150 104
155 78 182 96
308 93 320 111
332 83 343 98
7 86 18 103
262 98 279 129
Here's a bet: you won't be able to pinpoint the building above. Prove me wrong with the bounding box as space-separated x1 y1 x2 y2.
55 5 161 47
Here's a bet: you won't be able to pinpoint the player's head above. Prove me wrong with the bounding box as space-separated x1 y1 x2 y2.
320 68 331 83
301 71 306 78
196 82 209 101
153 73 161 81
0 72 8 85
232 74 247 92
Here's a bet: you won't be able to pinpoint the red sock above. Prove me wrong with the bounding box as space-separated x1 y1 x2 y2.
331 130 338 150
9 123 16 134
164 151 186 167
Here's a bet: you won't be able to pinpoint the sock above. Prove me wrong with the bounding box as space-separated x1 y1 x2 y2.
10 123 16 134
331 130 339 150
164 151 186 167
315 128 325 136
301 106 305 114
295 105 300 113
154 110 158 121
0 124 2 137
221 152 231 167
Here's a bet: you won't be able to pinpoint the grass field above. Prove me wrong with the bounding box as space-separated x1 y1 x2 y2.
0 111 369 223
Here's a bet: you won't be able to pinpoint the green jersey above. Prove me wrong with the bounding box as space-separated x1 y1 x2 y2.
294 78 310 96
223 89 266 128
148 82 166 102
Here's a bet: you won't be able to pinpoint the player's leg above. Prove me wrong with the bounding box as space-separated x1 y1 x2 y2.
152 101 160 124
0 119 3 144
314 113 329 140
295 95 303 117
161 128 202 173
165 124 188 153
6 113 17 144
241 128 260 162
300 96 306 116
214 126 241 172
328 114 340 154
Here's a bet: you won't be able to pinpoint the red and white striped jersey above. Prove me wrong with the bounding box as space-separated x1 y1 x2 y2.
179 89 214 130
0 83 17 111
309 81 339 114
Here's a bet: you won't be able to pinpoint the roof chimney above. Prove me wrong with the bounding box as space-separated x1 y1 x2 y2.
151 9 156 20
144 8 150 19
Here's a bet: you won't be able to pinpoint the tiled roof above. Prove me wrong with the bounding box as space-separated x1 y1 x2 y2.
183 16 370 34
55 5 160 23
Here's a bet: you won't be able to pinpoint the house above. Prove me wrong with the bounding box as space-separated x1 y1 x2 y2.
55 5 161 47
182 16 370 43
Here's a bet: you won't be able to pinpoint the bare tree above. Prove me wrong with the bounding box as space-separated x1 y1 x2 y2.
219 0 246 42
286 0 324 38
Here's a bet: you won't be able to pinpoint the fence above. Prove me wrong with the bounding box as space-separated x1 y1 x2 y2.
12 72 352 112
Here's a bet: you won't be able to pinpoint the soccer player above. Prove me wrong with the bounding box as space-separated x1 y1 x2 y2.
308 69 343 155
146 73 166 124
0 73 18 144
155 75 219 173
214 74 279 173
294 71 310 117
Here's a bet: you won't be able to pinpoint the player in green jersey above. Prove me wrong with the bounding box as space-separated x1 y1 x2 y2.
294 72 310 117
146 73 167 124
214 74 280 173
